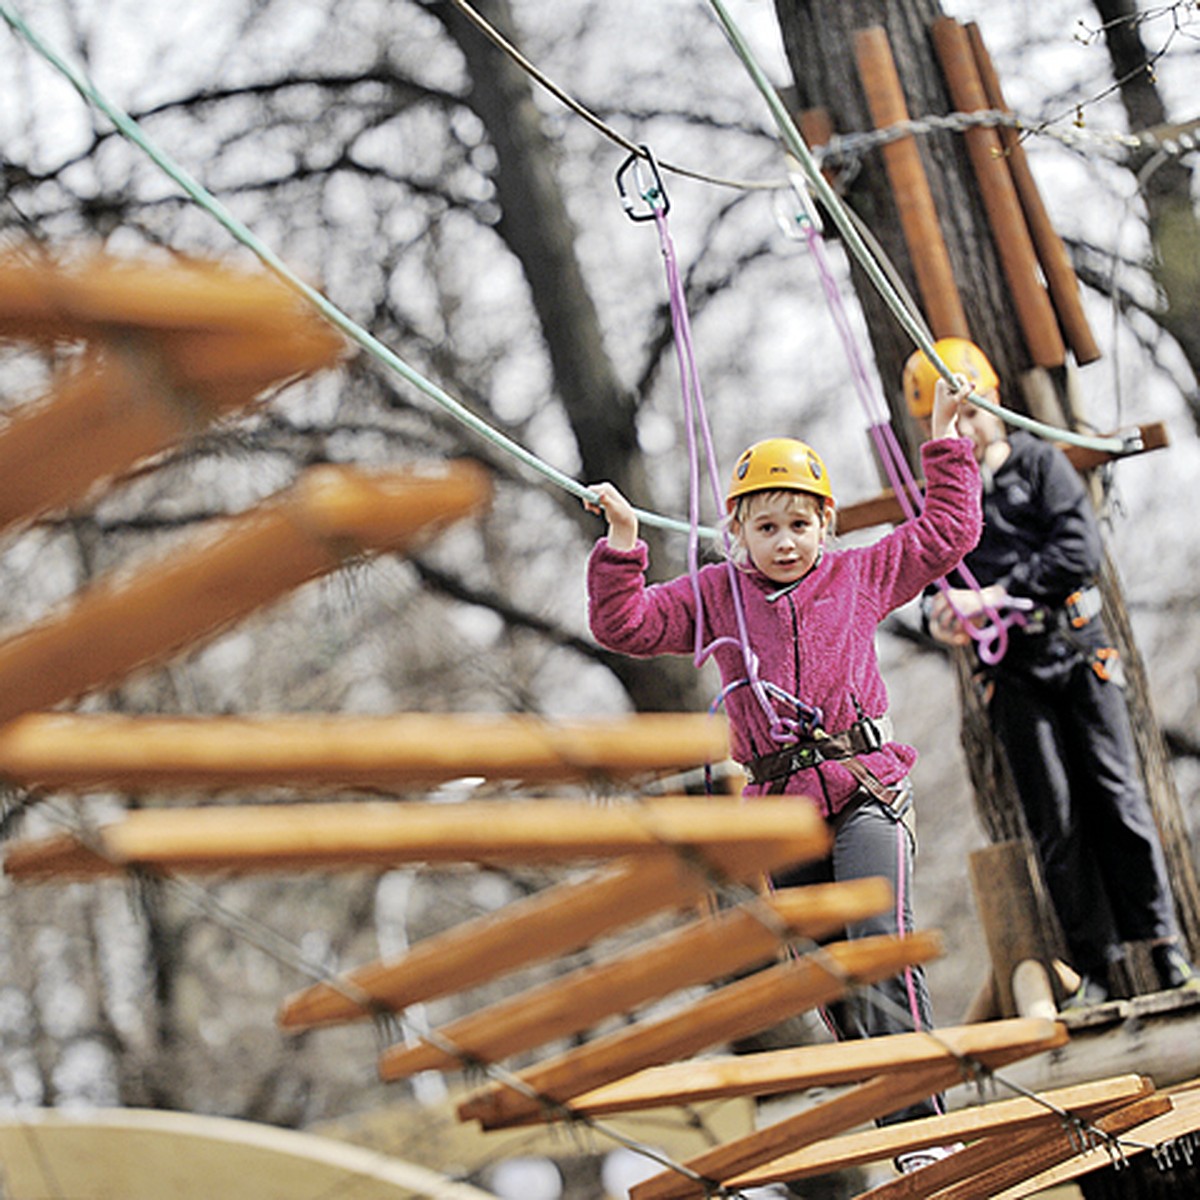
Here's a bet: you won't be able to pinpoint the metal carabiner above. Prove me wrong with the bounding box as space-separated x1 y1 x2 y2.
772 157 823 240
615 144 669 221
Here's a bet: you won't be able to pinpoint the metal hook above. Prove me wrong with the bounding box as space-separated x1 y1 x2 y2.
616 145 669 221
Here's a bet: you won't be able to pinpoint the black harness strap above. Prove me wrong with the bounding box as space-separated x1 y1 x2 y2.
745 717 900 806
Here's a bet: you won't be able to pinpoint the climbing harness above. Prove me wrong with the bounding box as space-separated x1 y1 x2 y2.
743 714 898 805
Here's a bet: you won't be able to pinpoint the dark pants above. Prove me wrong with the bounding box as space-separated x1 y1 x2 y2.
988 628 1178 979
773 788 940 1124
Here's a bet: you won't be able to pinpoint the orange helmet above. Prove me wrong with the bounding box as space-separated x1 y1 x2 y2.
902 337 999 418
725 438 833 513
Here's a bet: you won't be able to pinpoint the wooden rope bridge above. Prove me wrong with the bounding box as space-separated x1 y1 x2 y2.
0 249 1196 1199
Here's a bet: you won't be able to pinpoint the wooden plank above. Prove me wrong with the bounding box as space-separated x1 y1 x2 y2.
0 253 342 536
2 797 827 879
456 930 943 1130
931 1093 1173 1200
279 845 820 1031
631 1034 1087 1200
377 880 893 1079
993 1082 1200 1198
858 1126 1077 1200
561 1018 1067 1117
728 1075 1154 1189
0 713 729 791
0 462 490 727
0 333 338 537
966 22 1101 365
0 359 255 537
632 1065 965 1200
931 17 1065 368
0 253 342 338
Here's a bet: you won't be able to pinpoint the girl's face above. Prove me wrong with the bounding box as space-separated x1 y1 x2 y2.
736 491 828 584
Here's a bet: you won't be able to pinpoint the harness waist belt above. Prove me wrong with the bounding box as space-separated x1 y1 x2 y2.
742 715 893 787
1021 583 1102 636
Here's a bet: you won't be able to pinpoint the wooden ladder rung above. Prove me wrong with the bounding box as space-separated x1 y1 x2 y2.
278 842 818 1031
0 253 342 338
564 1016 1067 1116
0 253 342 536
3 796 827 879
456 930 942 1130
631 1032 1091 1200
990 1082 1200 1200
377 879 893 1079
916 1091 1172 1200
727 1074 1153 1190
634 1065 968 1200
0 712 729 791
0 462 490 726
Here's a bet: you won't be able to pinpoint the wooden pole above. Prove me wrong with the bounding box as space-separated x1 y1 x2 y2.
560 1018 1066 1117
0 712 730 791
279 844 818 1031
853 27 970 339
456 931 943 1129
1 796 829 879
377 880 894 1079
930 18 1066 369
965 23 1102 366
0 462 490 726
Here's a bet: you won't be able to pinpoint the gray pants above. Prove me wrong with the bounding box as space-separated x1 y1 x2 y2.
772 785 941 1124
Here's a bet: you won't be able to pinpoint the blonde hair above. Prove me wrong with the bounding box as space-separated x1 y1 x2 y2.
723 488 833 565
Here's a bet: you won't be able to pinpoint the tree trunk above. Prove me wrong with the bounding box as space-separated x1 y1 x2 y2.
433 0 705 714
1091 0 1200 433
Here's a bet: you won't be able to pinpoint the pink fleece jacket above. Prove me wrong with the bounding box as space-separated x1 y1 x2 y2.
587 437 982 817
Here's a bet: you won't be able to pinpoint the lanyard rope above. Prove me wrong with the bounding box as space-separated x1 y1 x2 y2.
619 149 821 743
777 174 1013 664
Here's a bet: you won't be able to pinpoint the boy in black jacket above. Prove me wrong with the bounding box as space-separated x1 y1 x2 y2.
905 338 1197 1007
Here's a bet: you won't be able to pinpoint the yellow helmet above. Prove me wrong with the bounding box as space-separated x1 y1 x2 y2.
725 438 833 513
902 337 999 418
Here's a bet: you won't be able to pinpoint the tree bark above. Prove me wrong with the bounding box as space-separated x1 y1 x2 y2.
1091 0 1200 432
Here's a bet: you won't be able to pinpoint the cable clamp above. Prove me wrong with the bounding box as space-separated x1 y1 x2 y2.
1117 428 1145 455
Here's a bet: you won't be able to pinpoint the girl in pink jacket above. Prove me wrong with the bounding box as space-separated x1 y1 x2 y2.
584 378 980 1129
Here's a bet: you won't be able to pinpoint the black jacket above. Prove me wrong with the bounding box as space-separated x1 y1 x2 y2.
966 430 1102 607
